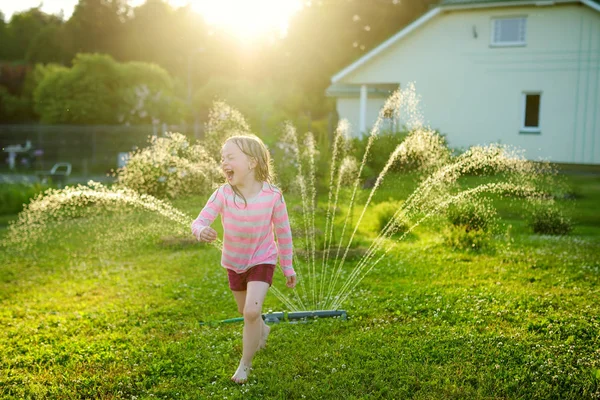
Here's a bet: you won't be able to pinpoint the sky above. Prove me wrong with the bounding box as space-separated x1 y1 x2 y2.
0 0 302 41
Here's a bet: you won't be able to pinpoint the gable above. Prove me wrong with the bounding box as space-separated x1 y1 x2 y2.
331 0 600 84
441 0 599 6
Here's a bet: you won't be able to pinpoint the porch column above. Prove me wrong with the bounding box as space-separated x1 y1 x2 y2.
359 84 367 135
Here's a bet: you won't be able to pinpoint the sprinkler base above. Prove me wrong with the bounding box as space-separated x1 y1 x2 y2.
266 310 347 323
200 310 347 326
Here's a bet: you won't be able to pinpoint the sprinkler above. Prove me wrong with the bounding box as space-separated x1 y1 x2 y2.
287 310 347 321
199 310 347 326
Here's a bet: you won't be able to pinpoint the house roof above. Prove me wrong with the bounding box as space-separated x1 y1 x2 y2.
440 0 599 5
330 0 600 84
325 83 399 98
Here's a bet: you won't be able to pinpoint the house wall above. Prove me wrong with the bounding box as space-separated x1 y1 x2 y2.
339 4 600 164
336 97 387 137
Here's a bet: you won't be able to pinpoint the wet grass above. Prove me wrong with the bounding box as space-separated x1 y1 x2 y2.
0 173 599 399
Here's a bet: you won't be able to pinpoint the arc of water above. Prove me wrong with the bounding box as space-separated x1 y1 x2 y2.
325 203 411 309
329 205 413 310
283 123 311 307
330 143 541 309
320 160 347 307
5 184 185 244
318 121 348 306
324 90 401 308
329 146 534 308
331 182 540 310
270 285 302 312
323 140 406 309
290 253 309 311
400 144 533 219
322 124 378 309
305 134 319 310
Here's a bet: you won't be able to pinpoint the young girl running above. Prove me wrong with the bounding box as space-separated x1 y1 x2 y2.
191 134 297 384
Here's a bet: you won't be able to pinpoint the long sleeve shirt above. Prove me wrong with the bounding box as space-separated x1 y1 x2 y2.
191 182 295 277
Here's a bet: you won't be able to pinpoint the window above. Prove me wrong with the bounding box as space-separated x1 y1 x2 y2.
521 92 541 133
491 17 526 46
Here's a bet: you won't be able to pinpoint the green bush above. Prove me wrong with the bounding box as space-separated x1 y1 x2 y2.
351 128 452 178
371 200 408 235
114 132 220 199
0 183 49 215
527 202 573 235
444 198 498 251
446 198 497 233
0 86 34 123
443 224 492 251
351 130 408 176
202 100 252 159
34 53 183 125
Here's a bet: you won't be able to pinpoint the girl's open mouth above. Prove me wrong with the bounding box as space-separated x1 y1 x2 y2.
225 170 234 181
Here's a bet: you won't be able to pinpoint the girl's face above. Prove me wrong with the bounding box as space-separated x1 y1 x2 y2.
221 141 256 187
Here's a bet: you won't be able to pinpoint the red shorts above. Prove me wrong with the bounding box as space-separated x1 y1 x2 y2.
227 264 276 291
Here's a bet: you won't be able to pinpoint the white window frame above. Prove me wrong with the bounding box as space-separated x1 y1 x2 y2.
521 91 542 134
490 16 527 47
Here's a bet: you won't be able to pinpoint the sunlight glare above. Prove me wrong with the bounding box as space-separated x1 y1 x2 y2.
190 0 302 41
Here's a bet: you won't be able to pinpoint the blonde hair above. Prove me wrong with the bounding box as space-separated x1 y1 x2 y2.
224 134 276 207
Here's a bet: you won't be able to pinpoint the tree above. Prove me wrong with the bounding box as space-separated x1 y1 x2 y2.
119 60 186 124
26 24 71 64
33 53 183 124
0 12 9 60
4 8 63 61
64 0 129 59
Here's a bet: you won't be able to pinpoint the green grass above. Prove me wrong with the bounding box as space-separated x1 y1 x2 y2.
0 173 599 399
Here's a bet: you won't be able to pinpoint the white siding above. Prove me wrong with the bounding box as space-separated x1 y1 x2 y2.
338 4 600 164
336 97 387 138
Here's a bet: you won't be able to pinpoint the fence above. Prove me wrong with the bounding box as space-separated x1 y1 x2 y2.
0 123 203 176
0 112 338 178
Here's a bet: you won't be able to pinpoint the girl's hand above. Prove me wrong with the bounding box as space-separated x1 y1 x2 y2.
286 274 297 289
197 227 218 242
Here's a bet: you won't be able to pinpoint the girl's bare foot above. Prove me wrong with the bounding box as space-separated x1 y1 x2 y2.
257 323 270 351
231 361 252 384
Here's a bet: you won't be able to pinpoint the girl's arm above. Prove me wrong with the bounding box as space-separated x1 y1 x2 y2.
191 187 223 240
273 195 295 277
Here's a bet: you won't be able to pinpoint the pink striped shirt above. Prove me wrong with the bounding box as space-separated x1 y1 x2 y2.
191 182 295 277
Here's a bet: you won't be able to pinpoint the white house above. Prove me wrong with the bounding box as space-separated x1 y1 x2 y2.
326 0 600 164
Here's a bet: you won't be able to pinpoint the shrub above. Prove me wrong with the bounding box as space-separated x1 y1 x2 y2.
114 132 221 199
351 128 451 177
0 86 33 123
443 225 492 251
527 201 573 235
351 130 407 176
371 200 408 236
203 101 252 159
446 198 498 233
444 198 498 251
0 182 49 215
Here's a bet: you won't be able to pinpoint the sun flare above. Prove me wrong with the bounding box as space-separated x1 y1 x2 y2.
189 0 302 41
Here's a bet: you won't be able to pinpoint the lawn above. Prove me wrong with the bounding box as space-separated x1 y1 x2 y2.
0 172 599 399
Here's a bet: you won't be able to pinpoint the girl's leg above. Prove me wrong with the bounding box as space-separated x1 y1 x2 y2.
232 281 270 383
231 290 270 351
231 290 246 315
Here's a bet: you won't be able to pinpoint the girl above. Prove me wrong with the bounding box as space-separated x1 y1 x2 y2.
191 134 297 384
